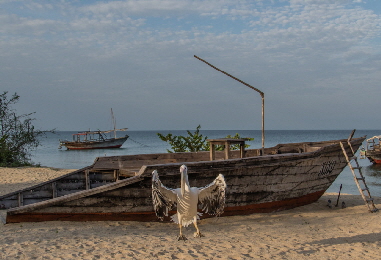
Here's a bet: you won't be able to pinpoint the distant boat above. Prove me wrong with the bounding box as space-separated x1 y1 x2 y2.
364 135 381 164
58 109 129 150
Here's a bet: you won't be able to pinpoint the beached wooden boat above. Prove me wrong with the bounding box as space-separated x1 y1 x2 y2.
0 135 365 223
363 135 381 164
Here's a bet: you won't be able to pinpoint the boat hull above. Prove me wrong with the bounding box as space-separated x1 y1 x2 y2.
60 136 128 150
1 136 365 223
366 154 381 164
5 190 324 223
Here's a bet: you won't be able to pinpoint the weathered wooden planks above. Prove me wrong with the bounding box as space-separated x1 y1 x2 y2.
7 175 143 215
1 136 366 223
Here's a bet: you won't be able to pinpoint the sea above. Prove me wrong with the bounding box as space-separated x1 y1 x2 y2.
31 130 381 197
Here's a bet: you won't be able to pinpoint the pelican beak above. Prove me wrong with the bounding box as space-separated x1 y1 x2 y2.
180 165 187 196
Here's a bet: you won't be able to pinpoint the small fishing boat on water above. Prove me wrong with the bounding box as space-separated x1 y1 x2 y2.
58 129 129 150
363 135 381 164
58 109 128 150
0 132 366 223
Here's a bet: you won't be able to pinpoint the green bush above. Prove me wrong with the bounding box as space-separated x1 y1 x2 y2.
157 125 209 153
157 125 253 153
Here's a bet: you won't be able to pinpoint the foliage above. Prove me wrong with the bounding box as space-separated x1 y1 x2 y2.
157 125 209 153
0 91 51 167
157 125 254 153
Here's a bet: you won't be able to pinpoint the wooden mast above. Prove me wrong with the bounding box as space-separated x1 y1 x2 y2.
111 108 117 139
194 55 265 153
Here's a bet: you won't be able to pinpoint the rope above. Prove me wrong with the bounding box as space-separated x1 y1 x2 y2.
128 137 149 147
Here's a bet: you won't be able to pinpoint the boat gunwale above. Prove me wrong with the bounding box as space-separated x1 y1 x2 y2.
94 137 365 173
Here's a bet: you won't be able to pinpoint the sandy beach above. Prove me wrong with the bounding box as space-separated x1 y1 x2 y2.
1 167 380 260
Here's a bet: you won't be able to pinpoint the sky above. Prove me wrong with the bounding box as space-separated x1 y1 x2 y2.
1 0 381 131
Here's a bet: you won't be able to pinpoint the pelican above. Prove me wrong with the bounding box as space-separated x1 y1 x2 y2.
152 165 227 241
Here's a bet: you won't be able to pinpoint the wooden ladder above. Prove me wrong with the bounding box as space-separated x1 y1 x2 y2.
340 139 378 213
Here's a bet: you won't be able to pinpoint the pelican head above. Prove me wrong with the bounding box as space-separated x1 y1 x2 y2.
180 164 189 196
180 164 187 174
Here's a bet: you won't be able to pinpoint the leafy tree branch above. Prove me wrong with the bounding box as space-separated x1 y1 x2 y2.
0 91 53 167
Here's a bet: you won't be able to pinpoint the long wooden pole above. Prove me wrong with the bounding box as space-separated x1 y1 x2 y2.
335 184 343 207
194 55 265 153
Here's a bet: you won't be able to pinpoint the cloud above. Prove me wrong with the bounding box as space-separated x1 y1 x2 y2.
1 0 381 130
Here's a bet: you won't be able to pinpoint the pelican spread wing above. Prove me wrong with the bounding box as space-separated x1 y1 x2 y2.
152 166 227 241
152 170 177 220
198 174 227 216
